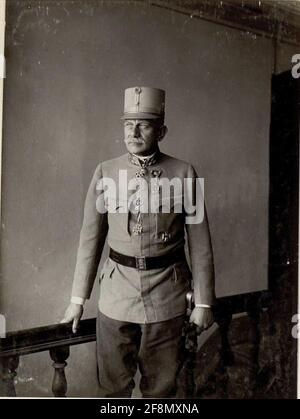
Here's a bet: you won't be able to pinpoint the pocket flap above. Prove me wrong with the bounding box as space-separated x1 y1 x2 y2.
100 259 115 280
105 196 128 212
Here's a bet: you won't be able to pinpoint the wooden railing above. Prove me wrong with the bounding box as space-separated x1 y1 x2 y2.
0 290 270 397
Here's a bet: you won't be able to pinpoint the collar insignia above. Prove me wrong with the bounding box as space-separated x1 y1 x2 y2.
128 150 161 168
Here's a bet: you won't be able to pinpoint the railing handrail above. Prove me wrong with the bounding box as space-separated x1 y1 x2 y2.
0 319 96 357
0 290 271 358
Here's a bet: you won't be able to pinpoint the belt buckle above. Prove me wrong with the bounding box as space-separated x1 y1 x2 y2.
136 256 147 270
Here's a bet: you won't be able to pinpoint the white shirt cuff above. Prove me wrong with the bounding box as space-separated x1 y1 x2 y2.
195 304 211 308
71 296 86 306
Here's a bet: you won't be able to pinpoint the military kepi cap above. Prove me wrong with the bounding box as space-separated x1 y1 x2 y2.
122 86 165 120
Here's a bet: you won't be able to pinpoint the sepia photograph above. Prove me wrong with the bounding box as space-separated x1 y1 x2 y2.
0 0 299 400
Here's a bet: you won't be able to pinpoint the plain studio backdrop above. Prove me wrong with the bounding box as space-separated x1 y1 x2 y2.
0 0 297 396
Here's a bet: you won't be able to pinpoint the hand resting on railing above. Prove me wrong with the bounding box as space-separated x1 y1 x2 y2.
61 303 83 334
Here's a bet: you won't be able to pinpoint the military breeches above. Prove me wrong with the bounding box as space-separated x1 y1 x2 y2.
96 310 186 398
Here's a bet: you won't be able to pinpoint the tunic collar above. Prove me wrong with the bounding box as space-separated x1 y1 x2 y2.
128 148 161 167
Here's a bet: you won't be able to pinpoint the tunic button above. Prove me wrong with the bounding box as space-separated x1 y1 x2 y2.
135 198 141 210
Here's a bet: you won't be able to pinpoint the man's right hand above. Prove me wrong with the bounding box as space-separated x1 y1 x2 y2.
61 303 83 334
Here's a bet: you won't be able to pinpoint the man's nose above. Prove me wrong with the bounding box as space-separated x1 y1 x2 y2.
133 124 140 137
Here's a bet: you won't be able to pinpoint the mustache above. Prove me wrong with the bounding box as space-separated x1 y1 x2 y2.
124 137 145 145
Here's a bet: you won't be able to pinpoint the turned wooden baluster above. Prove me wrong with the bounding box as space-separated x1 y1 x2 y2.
0 355 19 396
50 346 70 397
214 313 234 397
217 313 234 367
247 306 261 398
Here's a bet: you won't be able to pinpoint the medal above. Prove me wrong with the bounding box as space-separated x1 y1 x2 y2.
135 198 141 210
135 168 148 178
133 223 143 235
133 212 143 235
150 168 162 194
150 169 162 178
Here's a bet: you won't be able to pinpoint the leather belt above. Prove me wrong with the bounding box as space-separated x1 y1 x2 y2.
109 247 186 270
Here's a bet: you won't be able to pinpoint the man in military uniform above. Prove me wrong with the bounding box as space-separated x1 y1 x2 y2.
62 87 215 398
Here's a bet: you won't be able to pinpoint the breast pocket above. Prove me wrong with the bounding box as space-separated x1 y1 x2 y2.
155 195 185 243
106 197 131 242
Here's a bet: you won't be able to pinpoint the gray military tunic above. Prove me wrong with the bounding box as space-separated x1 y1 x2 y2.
71 150 215 323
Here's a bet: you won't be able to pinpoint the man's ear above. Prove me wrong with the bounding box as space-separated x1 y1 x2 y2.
158 125 168 142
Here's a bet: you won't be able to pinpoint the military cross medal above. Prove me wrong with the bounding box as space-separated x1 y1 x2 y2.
133 180 143 235
133 223 143 235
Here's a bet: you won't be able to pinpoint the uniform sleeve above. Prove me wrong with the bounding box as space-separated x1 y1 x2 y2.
185 164 216 306
71 163 108 300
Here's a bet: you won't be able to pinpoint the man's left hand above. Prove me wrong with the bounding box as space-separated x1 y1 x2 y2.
189 307 214 334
